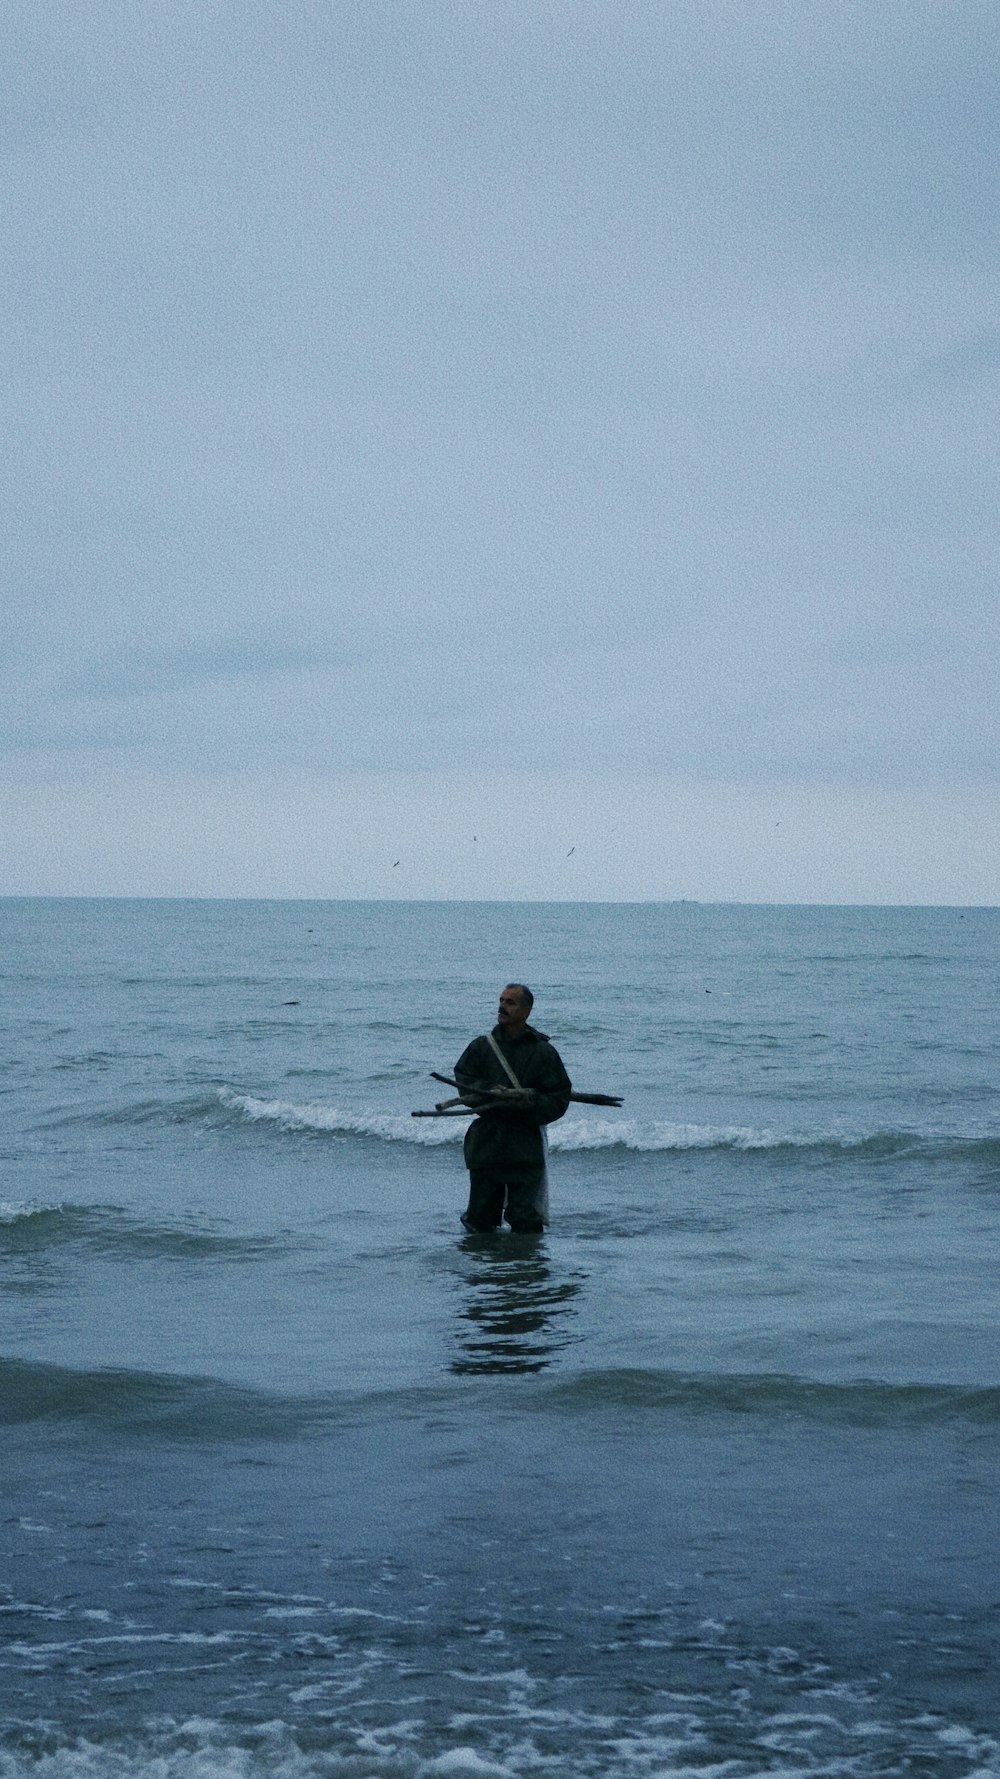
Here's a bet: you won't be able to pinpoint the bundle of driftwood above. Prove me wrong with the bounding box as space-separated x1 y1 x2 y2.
411 1071 622 1118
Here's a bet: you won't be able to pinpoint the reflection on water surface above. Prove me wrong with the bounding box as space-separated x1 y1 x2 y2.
452 1233 585 1374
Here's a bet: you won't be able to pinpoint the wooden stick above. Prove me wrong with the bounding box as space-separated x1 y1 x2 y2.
430 1071 623 1108
411 1107 476 1118
434 1090 532 1112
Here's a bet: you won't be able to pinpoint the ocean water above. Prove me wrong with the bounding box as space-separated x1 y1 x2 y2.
1 897 998 1779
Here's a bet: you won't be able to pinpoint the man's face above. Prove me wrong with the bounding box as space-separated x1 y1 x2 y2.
497 987 528 1033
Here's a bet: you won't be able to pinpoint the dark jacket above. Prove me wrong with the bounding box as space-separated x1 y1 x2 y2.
454 1025 572 1174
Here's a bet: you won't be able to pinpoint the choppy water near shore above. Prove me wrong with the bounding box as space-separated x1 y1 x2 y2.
2 898 998 1776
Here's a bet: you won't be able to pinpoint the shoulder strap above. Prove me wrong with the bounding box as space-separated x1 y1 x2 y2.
485 1030 522 1088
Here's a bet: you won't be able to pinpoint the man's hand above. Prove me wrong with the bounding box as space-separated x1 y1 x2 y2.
453 1079 538 1110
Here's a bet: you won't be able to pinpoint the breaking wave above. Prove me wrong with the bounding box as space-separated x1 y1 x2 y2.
0 1712 995 1779
0 1703 995 1779
213 1091 1000 1165
48 1089 1000 1167
216 1087 467 1146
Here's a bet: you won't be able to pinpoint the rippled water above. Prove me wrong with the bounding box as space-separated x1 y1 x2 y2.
1 898 998 1776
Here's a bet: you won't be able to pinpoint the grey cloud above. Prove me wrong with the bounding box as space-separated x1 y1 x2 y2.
3 0 998 840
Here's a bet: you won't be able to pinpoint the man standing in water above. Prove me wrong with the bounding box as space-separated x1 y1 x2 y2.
455 984 572 1234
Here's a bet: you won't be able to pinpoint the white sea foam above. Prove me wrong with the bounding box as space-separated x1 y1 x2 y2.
0 1199 65 1224
217 1088 467 1146
216 1089 882 1156
551 1116 789 1152
418 1751 514 1777
0 1715 958 1779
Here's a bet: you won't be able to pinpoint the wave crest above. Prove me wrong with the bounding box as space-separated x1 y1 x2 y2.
214 1092 1000 1162
56 1090 1000 1167
4 1356 996 1438
540 1367 1000 1426
217 1089 467 1146
0 1201 291 1261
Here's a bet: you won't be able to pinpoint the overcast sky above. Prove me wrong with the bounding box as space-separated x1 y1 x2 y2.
3 0 998 901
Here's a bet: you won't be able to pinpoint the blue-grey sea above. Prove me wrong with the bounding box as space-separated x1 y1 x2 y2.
2 898 998 1779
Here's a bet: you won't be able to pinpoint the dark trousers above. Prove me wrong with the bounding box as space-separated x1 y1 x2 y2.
462 1167 545 1234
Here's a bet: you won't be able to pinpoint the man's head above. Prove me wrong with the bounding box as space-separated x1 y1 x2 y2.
497 983 533 1037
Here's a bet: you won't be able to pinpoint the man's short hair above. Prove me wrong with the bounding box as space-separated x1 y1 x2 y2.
506 982 534 1011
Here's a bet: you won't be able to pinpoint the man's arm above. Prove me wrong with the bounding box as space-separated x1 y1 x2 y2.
453 1038 499 1109
454 1037 545 1119
527 1045 572 1127
453 1037 572 1126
